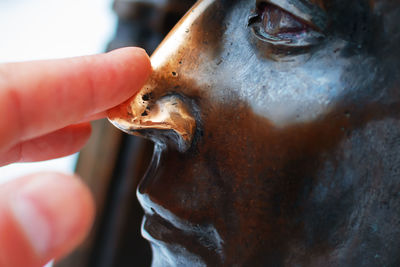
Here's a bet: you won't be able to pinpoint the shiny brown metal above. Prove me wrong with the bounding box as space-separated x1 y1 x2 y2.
108 88 197 152
108 0 400 266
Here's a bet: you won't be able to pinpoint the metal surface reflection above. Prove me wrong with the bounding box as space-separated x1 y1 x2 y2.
109 0 400 266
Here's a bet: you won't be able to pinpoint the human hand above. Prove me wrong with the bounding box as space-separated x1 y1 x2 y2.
0 47 152 266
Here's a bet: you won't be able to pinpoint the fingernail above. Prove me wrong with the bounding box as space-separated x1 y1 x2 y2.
9 174 82 256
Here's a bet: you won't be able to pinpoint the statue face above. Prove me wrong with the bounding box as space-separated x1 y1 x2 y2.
108 0 400 266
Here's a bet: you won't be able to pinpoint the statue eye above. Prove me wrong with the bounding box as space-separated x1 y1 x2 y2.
248 2 324 48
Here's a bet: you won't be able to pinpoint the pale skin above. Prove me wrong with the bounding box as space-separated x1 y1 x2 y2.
0 47 152 267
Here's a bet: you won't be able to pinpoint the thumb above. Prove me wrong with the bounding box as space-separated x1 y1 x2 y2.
0 173 95 267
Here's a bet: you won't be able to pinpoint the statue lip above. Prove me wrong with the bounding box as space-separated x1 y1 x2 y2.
141 213 179 243
108 92 197 152
137 151 224 262
141 213 210 263
141 212 223 265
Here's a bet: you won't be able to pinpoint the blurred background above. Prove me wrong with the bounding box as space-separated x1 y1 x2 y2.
0 0 116 182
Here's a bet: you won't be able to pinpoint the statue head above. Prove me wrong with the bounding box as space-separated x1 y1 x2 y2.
108 0 400 266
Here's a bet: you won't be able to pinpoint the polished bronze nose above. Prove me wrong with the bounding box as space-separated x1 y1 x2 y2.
107 0 209 152
107 82 197 152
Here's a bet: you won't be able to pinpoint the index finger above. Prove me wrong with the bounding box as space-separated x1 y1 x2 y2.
0 47 151 152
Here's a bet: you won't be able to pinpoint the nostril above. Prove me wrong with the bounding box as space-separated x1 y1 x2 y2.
137 93 198 152
108 91 199 153
142 92 154 101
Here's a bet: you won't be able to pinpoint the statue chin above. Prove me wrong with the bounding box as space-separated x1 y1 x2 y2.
108 0 400 266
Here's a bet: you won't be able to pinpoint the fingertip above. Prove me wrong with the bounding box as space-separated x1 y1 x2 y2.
107 46 152 91
82 47 152 118
108 47 150 67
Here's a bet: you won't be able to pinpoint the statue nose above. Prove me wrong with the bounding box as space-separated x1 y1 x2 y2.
107 82 197 152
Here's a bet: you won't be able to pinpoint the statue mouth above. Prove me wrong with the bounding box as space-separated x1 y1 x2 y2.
140 204 224 266
140 214 208 266
136 145 224 263
141 213 181 245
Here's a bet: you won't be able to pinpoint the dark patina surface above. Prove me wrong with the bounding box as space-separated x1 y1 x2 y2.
109 0 400 266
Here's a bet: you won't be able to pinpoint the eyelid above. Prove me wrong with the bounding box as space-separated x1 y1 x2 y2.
256 0 328 31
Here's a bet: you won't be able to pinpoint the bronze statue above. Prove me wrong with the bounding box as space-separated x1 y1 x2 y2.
108 0 400 266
